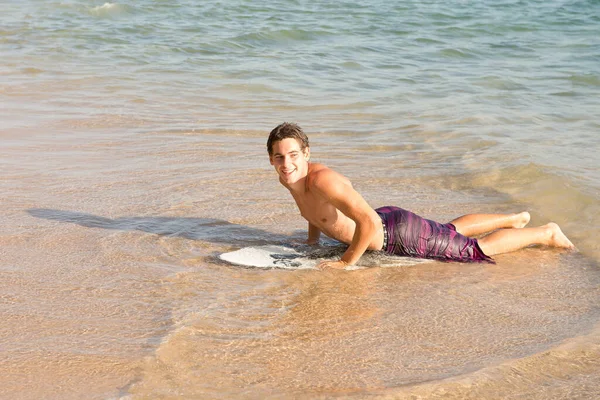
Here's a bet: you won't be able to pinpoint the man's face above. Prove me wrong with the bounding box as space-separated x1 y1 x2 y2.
269 138 310 186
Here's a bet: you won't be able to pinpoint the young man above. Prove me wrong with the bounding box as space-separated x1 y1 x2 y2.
267 122 575 270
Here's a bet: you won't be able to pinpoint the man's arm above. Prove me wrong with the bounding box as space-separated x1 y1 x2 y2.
310 169 381 269
307 222 321 245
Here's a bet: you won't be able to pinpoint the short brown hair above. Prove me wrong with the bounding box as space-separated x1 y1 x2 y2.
267 122 309 155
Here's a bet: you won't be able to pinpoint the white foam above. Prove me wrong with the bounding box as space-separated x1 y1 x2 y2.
89 2 131 17
92 2 117 12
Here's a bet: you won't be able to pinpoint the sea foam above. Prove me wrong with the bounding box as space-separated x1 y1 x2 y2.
89 2 132 17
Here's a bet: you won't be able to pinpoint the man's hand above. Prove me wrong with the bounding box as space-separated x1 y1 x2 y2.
316 260 349 270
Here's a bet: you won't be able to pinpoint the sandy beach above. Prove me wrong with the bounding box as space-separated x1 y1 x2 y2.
2 1 599 398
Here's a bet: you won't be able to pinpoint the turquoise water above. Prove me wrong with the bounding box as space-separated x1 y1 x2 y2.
3 0 599 188
2 1 600 399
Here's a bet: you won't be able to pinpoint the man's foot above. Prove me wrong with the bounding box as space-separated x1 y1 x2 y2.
545 222 576 249
512 211 531 229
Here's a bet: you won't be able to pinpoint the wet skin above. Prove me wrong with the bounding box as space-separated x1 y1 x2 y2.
269 138 384 269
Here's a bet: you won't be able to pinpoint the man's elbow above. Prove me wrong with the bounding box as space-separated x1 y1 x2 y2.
359 214 381 235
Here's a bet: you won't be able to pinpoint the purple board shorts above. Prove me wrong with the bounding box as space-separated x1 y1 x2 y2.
375 206 494 263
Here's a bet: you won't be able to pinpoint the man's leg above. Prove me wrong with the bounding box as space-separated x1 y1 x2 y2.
477 223 575 256
449 212 530 237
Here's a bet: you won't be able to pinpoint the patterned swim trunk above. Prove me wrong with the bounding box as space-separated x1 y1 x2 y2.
376 206 494 263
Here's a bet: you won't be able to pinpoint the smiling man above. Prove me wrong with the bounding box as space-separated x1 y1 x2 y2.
267 122 575 270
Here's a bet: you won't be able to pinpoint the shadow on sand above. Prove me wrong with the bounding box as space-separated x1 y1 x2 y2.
27 208 289 248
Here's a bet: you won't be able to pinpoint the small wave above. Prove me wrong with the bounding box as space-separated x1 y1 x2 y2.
382 324 600 399
439 47 479 59
339 61 364 69
89 2 134 18
569 73 600 87
415 37 445 45
551 90 579 97
21 67 44 74
231 28 332 45
474 75 527 90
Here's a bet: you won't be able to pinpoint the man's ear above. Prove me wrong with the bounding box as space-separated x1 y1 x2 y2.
269 155 274 165
304 147 310 160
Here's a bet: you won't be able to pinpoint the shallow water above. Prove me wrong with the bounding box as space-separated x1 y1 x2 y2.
1 1 600 399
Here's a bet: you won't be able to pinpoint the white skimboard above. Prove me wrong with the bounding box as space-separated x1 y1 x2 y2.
219 245 318 269
218 245 433 270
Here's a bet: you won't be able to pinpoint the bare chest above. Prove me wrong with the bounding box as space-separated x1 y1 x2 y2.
293 191 335 222
291 191 355 241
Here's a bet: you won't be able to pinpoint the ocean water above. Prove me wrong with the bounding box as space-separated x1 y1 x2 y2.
1 0 600 399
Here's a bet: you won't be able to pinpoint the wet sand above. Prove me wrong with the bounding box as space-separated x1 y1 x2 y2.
2 126 599 399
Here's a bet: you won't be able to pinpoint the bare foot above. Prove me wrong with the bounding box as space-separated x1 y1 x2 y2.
546 222 576 249
512 211 531 229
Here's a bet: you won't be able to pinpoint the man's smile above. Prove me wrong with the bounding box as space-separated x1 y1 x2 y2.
270 137 310 187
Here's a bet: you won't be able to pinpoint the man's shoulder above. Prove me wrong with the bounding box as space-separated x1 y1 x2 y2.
307 162 330 176
307 163 351 190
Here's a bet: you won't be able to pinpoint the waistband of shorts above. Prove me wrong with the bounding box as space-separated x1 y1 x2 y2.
378 213 388 251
